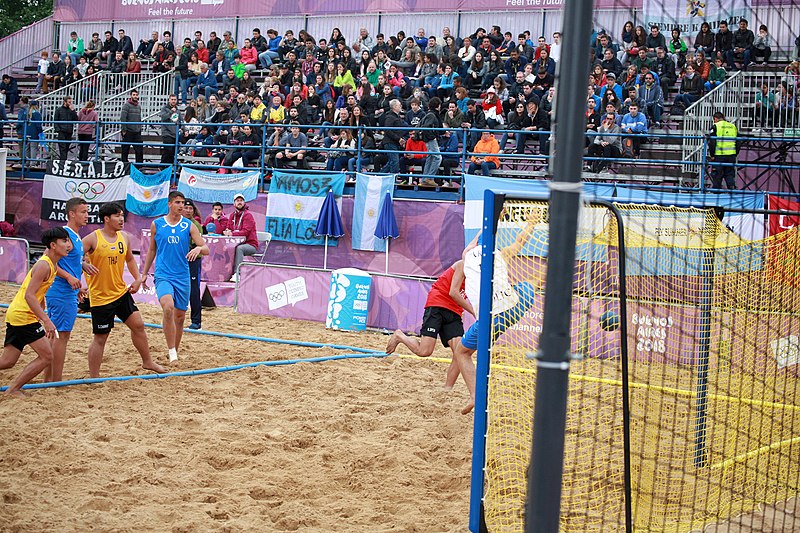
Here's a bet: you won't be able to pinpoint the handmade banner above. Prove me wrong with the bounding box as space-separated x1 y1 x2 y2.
352 173 395 252
140 229 244 282
265 169 346 246
767 195 800 236
126 166 171 217
42 161 129 224
178 168 259 204
0 237 30 284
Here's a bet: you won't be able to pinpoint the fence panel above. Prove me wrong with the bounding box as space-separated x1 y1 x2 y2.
305 15 373 48
172 18 237 44
0 16 54 76
378 13 456 42
458 11 540 42
237 17 307 41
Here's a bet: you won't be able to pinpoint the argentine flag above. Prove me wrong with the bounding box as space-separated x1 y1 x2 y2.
352 173 395 252
265 170 346 245
126 165 171 217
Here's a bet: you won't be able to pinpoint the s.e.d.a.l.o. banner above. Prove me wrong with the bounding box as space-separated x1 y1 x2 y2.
41 161 129 224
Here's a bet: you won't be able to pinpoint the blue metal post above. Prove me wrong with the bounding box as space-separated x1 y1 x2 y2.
468 188 501 532
94 120 101 161
700 137 708 191
356 125 363 173
20 122 27 176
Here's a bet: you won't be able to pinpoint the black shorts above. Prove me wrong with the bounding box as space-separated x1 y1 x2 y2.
90 292 138 335
4 322 46 351
420 306 464 348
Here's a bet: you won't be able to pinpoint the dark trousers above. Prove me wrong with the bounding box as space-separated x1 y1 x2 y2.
161 136 176 165
122 131 144 163
189 259 202 326
587 143 621 172
78 133 93 161
57 131 72 160
710 154 737 189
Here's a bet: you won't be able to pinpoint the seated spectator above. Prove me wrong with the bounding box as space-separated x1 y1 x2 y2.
399 131 428 179
266 94 284 124
85 32 103 62
43 52 65 93
125 52 141 73
694 22 715 57
621 64 639 91
277 122 309 169
500 101 526 152
620 102 648 156
754 83 778 130
631 47 655 72
694 50 711 80
467 130 501 175
203 202 230 233
585 98 602 146
136 31 160 58
672 63 704 112
749 25 772 66
776 82 797 128
654 47 677 94
194 63 218 99
482 87 504 128
533 48 556 77
0 74 19 112
669 28 688 69
239 39 259 72
264 123 287 166
621 86 639 115
326 128 355 171
153 45 174 73
727 18 754 70
348 129 375 172
531 67 554 100
646 25 667 57
637 72 663 126
438 128 461 178
601 48 624 78
587 113 622 172
462 99 487 149
705 57 727 92
224 193 258 280
465 51 488 91
405 98 425 128
517 98 550 155
442 100 465 128
433 63 459 99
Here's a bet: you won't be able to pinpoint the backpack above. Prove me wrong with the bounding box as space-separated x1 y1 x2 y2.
621 137 635 158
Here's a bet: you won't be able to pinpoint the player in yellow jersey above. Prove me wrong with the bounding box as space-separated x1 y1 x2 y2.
1 228 72 397
82 202 166 378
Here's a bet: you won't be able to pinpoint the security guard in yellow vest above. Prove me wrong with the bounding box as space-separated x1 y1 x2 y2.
708 111 738 190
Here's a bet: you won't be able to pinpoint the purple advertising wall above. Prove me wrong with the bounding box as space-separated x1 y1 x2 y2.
53 0 627 22
236 263 435 334
0 237 31 284
6 179 464 279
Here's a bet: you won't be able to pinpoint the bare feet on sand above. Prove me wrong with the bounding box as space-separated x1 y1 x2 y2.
461 401 475 415
143 361 167 374
5 389 27 399
385 330 403 354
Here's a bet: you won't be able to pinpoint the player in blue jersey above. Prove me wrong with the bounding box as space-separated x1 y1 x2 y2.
141 191 208 363
44 197 98 382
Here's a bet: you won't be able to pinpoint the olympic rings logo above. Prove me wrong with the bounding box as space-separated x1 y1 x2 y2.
268 290 285 302
65 181 106 201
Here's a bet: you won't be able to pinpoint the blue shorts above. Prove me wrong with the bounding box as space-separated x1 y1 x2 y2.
46 293 79 332
155 279 190 311
461 281 537 352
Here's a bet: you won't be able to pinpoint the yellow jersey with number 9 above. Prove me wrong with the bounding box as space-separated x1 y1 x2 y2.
7 256 56 326
87 230 129 307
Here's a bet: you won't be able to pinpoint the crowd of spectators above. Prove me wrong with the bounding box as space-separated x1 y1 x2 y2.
4 19 800 178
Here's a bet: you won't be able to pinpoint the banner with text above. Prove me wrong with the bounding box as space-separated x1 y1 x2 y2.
42 161 129 224
178 167 259 205
643 0 750 34
265 170 346 246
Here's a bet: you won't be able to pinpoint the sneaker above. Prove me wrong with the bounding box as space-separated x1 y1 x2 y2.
420 178 438 187
187 323 201 330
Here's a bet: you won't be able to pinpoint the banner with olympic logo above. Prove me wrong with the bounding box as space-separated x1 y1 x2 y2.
42 161 130 224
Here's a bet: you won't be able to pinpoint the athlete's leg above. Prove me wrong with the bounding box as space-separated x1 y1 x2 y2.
443 336 463 390
124 311 166 373
386 329 437 356
6 337 53 397
0 345 23 370
46 331 71 382
159 294 177 350
173 309 186 352
454 342 478 415
88 332 109 378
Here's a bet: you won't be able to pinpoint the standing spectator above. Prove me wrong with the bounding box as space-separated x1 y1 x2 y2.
0 74 19 112
750 25 772 66
66 31 84 67
77 100 97 161
728 19 754 70
587 113 622 172
174 48 192 105
44 52 66 93
467 130 500 175
419 96 443 181
160 94 179 165
707 111 738 189
380 99 405 173
35 50 49 93
121 89 144 163
54 96 78 160
620 102 648 157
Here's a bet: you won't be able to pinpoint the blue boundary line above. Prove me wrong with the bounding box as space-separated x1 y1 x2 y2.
0 352 389 392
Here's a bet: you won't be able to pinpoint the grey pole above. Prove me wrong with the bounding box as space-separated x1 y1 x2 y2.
525 0 594 531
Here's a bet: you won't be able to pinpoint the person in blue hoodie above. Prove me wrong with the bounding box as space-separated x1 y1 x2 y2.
620 101 648 157
258 29 282 69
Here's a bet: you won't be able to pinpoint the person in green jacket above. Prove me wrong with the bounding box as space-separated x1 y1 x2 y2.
705 57 727 92
67 31 85 68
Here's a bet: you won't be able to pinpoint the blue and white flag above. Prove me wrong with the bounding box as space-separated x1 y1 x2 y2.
266 170 346 245
352 173 395 252
126 165 170 217
178 167 260 204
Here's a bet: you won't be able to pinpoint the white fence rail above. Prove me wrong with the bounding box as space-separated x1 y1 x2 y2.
0 16 54 76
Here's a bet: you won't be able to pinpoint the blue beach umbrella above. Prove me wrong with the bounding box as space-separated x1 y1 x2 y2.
374 192 399 274
314 189 344 270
